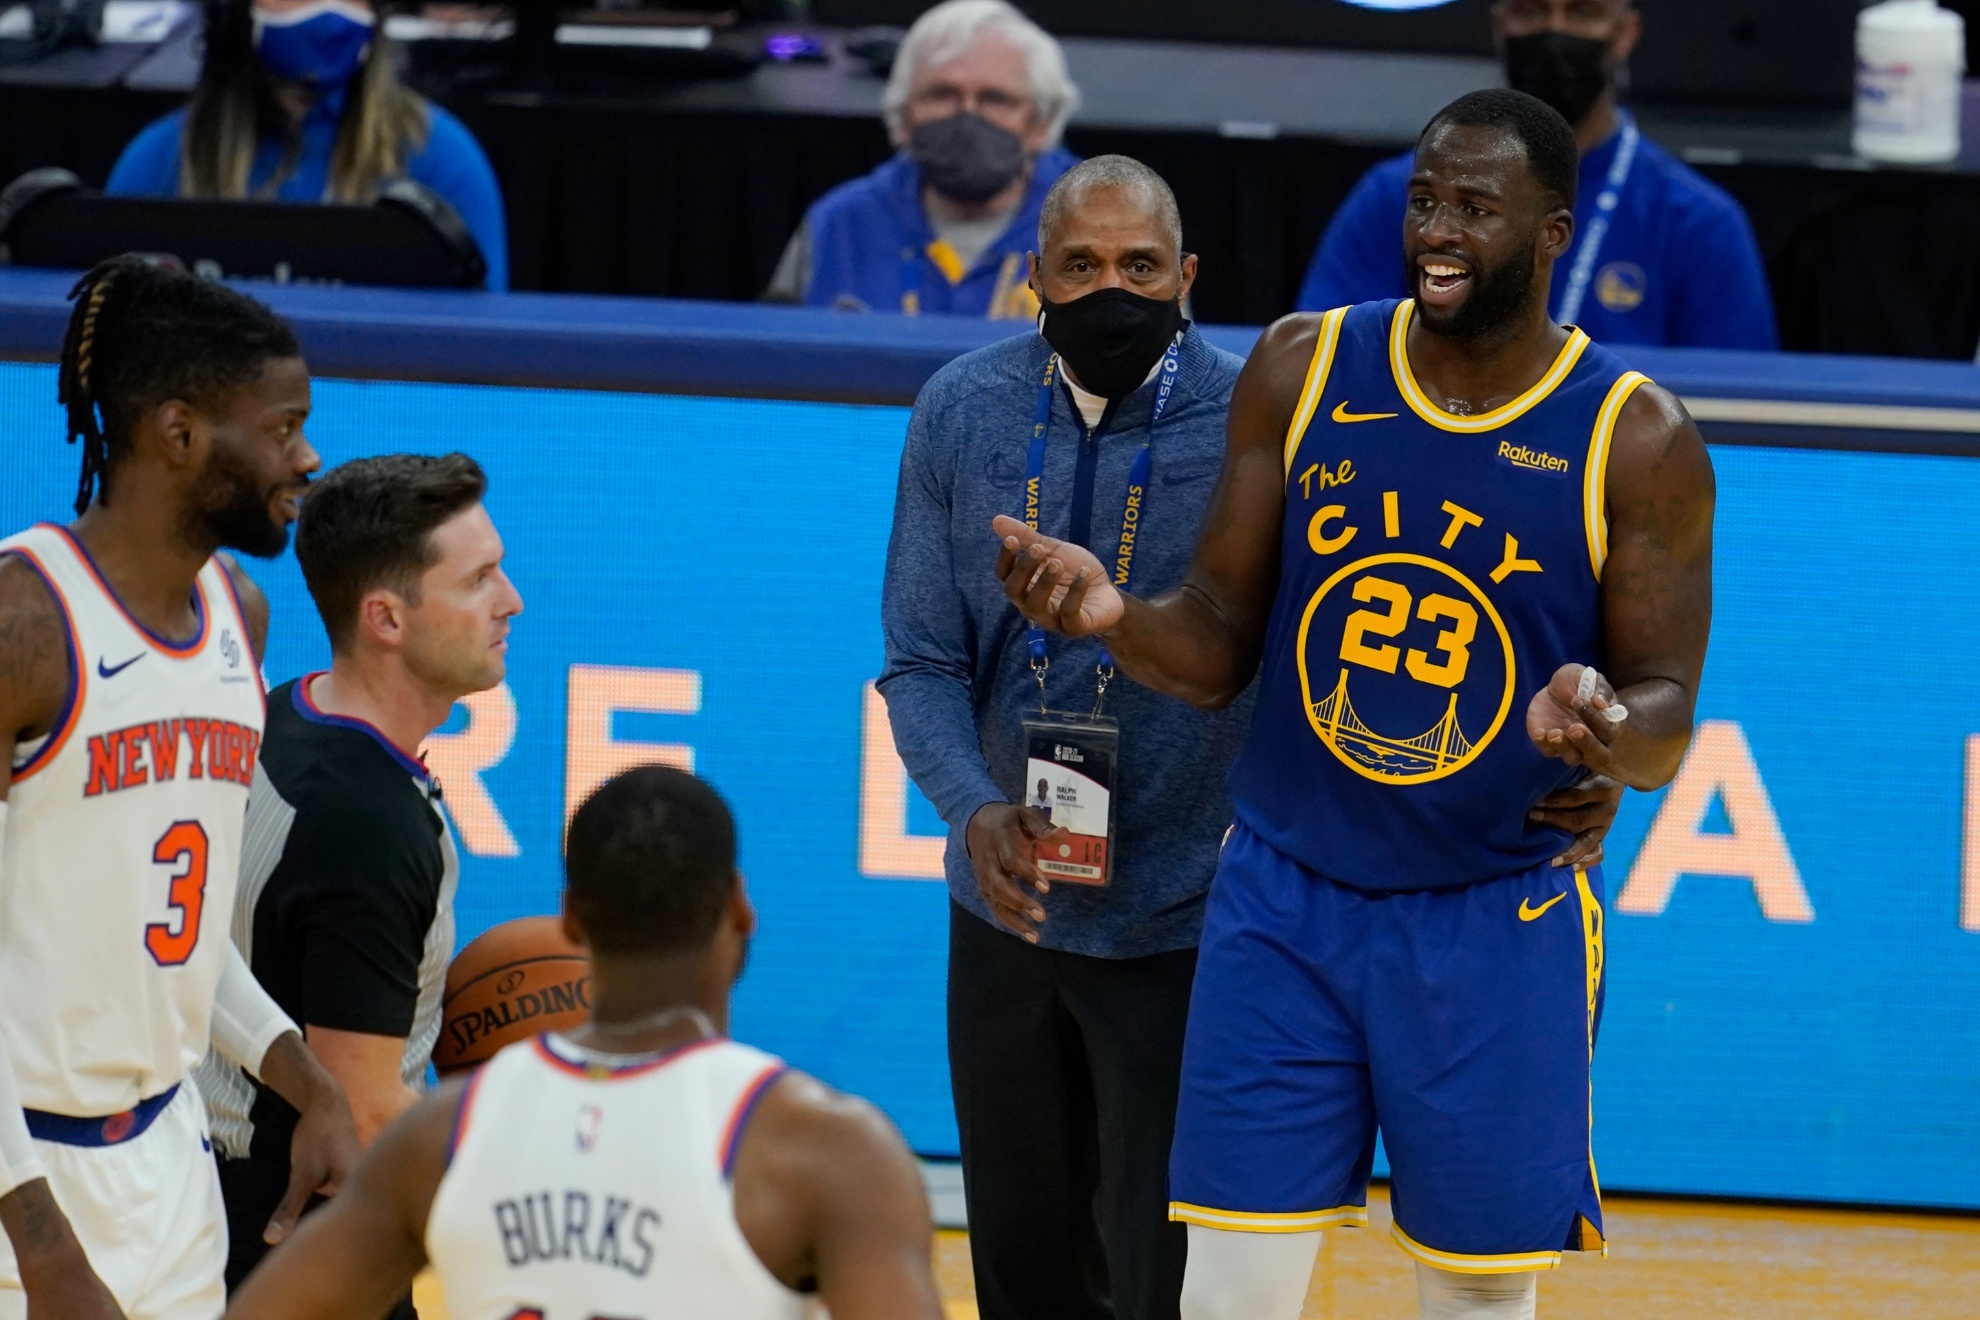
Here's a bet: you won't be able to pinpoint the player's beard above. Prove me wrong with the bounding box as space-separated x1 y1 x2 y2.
1413 241 1539 343
186 443 294 560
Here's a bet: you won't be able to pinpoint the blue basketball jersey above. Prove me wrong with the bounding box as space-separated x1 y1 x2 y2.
1227 299 1650 891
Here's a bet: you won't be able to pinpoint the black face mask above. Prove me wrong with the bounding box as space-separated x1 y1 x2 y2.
908 112 1027 205
1503 30 1611 128
1038 286 1184 400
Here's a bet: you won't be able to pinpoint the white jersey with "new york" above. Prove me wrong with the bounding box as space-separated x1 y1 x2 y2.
0 523 264 1117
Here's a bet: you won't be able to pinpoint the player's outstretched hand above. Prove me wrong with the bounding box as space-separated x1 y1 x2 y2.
991 515 1124 638
1528 663 1627 773
966 802 1059 943
258 1031 360 1246
1531 774 1624 869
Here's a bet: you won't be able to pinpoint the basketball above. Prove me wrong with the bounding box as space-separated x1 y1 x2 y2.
432 916 591 1075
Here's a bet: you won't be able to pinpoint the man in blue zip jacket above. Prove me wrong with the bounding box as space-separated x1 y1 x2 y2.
764 0 1079 319
879 153 1625 1320
1298 0 1777 351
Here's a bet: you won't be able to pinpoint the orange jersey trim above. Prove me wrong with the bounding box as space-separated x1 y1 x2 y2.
719 1064 790 1180
529 1032 725 1082
445 1064 490 1166
6 546 87 783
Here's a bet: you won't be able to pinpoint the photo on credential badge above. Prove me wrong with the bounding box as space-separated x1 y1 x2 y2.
1023 713 1118 886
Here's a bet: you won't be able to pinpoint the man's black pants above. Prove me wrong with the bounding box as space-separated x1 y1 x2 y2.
948 902 1197 1320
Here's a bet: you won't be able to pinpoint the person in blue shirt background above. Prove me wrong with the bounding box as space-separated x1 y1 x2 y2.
1297 0 1778 352
763 0 1079 318
106 0 509 291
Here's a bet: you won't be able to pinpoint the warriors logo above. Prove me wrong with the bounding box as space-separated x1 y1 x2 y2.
1295 552 1515 784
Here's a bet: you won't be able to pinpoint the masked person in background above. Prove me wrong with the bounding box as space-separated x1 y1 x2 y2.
764 0 1079 318
107 0 510 290
1296 0 1777 351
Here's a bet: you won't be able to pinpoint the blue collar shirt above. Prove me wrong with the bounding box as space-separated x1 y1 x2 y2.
877 326 1252 957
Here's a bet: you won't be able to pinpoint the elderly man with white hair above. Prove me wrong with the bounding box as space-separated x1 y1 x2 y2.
763 0 1079 316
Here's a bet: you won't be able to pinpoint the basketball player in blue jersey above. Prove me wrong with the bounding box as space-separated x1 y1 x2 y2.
991 89 1713 1320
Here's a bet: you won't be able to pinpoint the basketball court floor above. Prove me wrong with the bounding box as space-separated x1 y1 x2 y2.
930 1185 1980 1319
406 1171 1978 1319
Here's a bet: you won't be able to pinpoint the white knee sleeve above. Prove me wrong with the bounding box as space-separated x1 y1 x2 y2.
1178 1224 1322 1320
1415 1264 1539 1320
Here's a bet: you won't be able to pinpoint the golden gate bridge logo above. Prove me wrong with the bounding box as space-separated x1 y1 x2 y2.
1294 553 1517 786
1311 668 1475 777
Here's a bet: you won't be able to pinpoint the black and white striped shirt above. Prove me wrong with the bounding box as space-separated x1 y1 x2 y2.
197 674 457 1162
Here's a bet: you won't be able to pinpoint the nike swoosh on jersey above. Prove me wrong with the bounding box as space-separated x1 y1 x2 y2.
1518 893 1568 922
1331 402 1399 424
97 653 145 679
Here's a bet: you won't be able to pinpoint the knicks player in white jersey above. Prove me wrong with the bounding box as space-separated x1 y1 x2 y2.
228 765 946 1320
0 255 358 1320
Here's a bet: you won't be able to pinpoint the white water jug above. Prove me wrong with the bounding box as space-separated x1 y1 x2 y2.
1854 0 1966 164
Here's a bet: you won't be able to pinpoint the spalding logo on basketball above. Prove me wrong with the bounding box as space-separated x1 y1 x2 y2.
432 915 592 1075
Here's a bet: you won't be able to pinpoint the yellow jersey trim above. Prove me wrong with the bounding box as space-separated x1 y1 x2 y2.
987 252 1038 321
1387 301 1591 435
1389 1223 1563 1274
1576 865 1608 1256
1169 1201 1369 1234
1575 866 1604 1051
925 239 967 286
1584 371 1650 580
1284 306 1350 478
1578 1214 1608 1256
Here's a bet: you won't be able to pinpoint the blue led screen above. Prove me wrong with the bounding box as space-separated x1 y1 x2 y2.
3 362 1975 1209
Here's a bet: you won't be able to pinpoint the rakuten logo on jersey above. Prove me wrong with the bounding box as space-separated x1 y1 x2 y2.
83 718 261 797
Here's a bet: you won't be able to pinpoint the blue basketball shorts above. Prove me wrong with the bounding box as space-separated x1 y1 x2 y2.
1168 821 1607 1274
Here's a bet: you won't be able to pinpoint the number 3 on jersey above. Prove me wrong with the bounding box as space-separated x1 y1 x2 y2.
145 820 207 966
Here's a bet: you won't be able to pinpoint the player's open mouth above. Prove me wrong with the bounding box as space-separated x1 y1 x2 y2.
1417 257 1473 308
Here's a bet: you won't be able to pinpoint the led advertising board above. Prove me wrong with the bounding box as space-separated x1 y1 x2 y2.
3 363 1975 1208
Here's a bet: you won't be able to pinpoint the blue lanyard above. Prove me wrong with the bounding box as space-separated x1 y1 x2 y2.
1555 111 1640 328
1022 332 1184 690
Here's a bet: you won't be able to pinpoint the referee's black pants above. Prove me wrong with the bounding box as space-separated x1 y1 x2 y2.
218 1155 418 1320
948 901 1196 1320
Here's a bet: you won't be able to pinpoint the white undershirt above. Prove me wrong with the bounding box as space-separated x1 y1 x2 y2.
1060 358 1163 431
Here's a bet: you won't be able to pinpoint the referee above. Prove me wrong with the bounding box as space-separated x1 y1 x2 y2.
195 454 523 1303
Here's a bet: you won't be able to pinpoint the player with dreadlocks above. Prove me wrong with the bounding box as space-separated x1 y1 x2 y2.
0 255 357 1320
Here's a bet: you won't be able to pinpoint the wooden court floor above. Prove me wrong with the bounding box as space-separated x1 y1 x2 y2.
933 1186 1980 1319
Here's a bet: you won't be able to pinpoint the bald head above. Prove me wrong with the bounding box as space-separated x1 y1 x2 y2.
1028 154 1196 331
1037 155 1183 258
